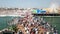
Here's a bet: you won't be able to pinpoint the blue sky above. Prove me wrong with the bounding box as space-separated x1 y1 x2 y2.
0 0 60 8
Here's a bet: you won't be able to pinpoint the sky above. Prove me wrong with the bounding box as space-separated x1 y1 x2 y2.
0 0 60 8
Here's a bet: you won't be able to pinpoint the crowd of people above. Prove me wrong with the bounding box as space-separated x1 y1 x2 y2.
16 14 58 34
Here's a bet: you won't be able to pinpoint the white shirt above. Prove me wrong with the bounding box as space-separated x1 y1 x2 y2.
46 31 50 34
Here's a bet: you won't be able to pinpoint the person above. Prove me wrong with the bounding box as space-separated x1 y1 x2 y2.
30 29 35 34
46 31 50 34
35 30 38 34
17 30 23 34
35 27 38 34
53 25 58 34
53 30 58 34
26 30 30 34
